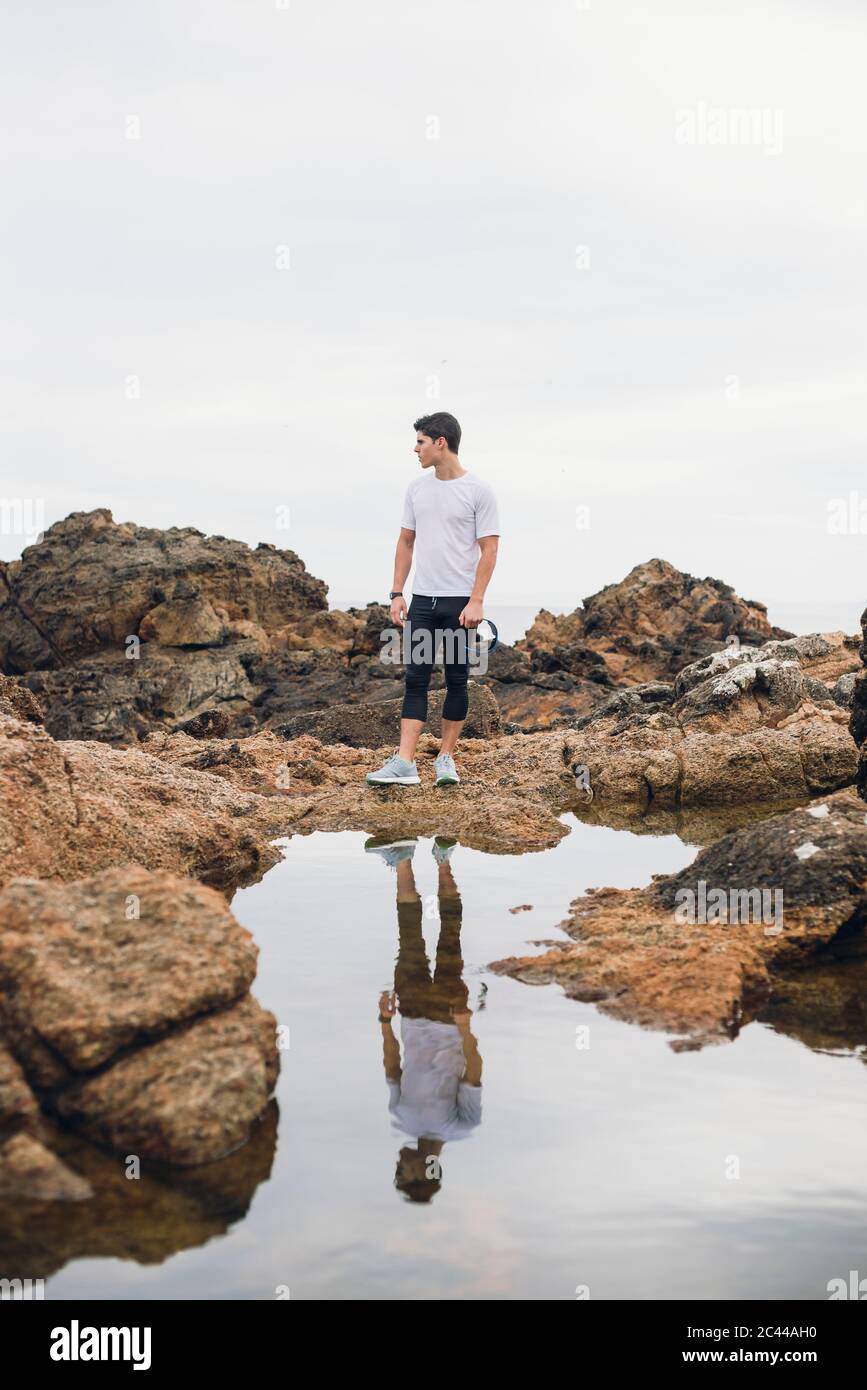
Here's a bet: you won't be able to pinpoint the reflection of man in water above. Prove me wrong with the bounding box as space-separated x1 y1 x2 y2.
367 834 483 1203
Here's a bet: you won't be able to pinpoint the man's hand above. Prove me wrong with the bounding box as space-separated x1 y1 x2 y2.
379 990 396 1020
458 598 483 628
390 596 408 628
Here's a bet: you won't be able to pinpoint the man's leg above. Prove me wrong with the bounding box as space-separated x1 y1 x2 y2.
439 716 465 757
394 859 437 1019
440 596 471 755
399 597 435 760
398 717 425 762
432 860 469 1014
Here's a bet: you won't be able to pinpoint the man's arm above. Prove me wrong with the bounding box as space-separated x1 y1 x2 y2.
471 535 498 602
382 1020 402 1081
379 990 401 1081
459 536 498 627
391 527 415 626
452 1007 483 1086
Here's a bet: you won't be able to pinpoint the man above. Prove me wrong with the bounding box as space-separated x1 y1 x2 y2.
368 832 483 1202
366 411 500 787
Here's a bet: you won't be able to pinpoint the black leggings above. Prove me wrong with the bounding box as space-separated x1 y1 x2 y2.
395 893 468 1023
400 594 471 724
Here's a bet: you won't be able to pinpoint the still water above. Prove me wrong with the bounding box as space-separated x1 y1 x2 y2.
38 817 867 1300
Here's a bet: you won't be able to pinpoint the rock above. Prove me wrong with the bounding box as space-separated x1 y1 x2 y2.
141 644 864 850
0 713 289 891
490 790 867 1046
569 681 676 723
481 668 609 731
282 608 365 654
271 680 502 746
1 1019 91 1206
1 530 802 742
138 591 228 648
175 708 231 739
145 727 582 853
516 558 794 687
0 508 327 672
0 867 259 1072
851 607 867 800
755 932 867 1054
673 631 859 698
0 1107 277 1278
141 727 293 795
0 1041 40 1133
0 1133 92 1201
0 671 43 724
53 994 279 1166
234 643 400 733
832 672 858 709
17 641 262 743
564 650 857 808
0 868 280 1166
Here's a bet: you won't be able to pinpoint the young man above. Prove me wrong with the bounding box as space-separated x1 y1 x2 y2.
366 411 500 787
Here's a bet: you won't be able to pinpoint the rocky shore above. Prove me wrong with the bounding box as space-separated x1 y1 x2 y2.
0 511 821 742
1 508 865 1208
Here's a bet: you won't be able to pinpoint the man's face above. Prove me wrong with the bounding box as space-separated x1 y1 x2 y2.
414 432 440 468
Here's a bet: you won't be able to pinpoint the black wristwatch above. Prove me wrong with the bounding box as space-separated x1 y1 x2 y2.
389 590 403 600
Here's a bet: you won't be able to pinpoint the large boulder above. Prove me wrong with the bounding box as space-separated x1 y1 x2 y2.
673 631 860 699
516 558 794 687
0 868 259 1072
564 643 858 809
0 712 290 891
0 867 279 1166
20 641 260 743
54 994 278 1167
0 508 327 672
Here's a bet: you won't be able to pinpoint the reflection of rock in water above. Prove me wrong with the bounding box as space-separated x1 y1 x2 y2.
0 1102 278 1282
759 910 867 1055
571 798 808 847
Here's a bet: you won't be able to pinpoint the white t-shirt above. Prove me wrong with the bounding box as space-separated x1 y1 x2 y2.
400 471 500 597
386 1016 482 1142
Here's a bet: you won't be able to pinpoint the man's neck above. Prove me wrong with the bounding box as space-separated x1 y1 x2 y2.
433 457 467 481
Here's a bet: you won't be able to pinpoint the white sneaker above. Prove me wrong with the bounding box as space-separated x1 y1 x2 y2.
364 836 418 867
432 836 458 864
434 752 460 786
366 751 421 785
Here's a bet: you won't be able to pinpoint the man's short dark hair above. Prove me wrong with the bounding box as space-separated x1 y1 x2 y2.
413 412 461 454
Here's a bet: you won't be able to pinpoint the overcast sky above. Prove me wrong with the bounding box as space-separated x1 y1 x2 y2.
1 0 865 630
